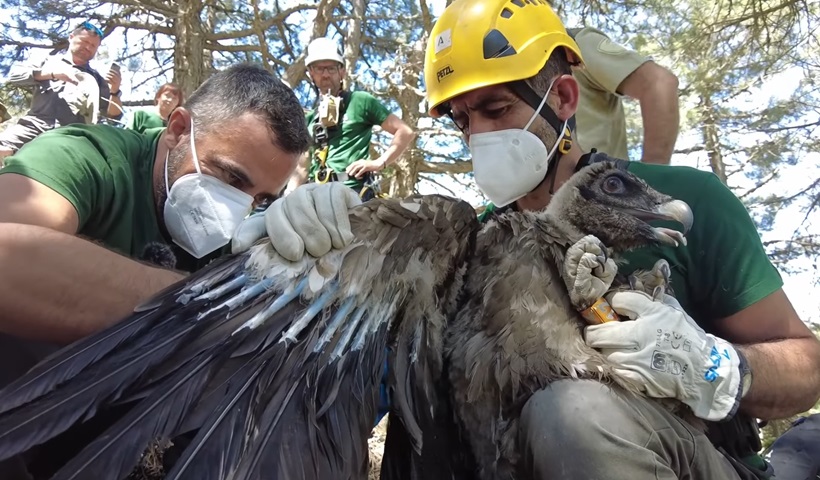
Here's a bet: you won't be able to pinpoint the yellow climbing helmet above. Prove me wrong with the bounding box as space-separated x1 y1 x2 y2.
424 0 584 117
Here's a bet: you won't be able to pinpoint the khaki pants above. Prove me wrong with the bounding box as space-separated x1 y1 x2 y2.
518 379 749 480
0 116 52 155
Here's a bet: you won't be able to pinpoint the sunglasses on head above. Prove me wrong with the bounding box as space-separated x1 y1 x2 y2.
78 21 104 38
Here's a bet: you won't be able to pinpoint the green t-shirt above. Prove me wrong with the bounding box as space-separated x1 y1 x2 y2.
126 109 166 134
306 90 390 188
0 124 215 272
479 162 782 332
569 27 650 161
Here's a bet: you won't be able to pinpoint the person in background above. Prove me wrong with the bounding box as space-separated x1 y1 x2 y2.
569 26 680 164
0 21 123 163
287 37 415 200
126 82 184 133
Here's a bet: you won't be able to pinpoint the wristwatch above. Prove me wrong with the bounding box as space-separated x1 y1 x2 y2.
111 90 121 97
737 348 753 398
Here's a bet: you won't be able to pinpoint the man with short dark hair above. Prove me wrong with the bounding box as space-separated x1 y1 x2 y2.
0 63 314 344
0 21 123 161
0 62 361 479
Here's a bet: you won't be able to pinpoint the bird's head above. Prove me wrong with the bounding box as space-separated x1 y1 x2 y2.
545 162 693 253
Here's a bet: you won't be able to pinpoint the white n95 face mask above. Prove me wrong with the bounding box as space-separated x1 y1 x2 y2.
469 79 567 207
163 121 254 258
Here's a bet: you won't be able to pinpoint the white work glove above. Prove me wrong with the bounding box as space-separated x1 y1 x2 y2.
231 183 361 261
585 291 742 422
563 235 618 310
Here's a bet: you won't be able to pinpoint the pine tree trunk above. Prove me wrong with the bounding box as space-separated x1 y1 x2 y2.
700 94 728 184
173 0 207 96
343 0 365 75
386 38 426 197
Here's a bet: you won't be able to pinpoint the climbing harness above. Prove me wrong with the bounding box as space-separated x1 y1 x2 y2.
309 90 387 200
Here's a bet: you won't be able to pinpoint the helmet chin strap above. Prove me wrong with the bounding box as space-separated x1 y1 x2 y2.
509 80 574 151
510 80 575 196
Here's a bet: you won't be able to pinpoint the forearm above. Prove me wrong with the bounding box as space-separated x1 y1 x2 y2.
639 85 679 165
617 62 679 164
0 223 186 344
8 65 42 87
377 128 415 168
106 95 124 119
738 337 820 419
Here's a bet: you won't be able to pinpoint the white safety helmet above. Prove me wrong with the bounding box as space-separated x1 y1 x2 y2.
305 37 344 67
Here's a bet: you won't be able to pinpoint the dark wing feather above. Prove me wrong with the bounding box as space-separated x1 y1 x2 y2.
0 194 478 480
0 303 209 459
0 310 154 413
51 346 222 480
0 254 243 414
166 348 285 480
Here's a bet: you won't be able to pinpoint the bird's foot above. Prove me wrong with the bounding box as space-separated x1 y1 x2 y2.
563 235 618 310
627 259 673 300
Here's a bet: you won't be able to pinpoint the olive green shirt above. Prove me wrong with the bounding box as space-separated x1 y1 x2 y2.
570 27 650 160
0 124 216 272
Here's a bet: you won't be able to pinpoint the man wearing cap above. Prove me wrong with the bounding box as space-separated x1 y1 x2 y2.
287 37 415 199
0 21 123 162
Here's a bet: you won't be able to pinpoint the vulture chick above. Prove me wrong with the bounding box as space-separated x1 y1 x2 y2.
444 161 694 480
0 195 478 480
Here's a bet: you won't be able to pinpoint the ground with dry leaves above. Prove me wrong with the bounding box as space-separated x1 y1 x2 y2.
126 417 389 479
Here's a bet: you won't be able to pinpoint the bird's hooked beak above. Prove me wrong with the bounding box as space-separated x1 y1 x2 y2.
625 199 694 247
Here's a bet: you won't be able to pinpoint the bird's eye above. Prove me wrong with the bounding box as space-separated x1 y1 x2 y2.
602 175 625 194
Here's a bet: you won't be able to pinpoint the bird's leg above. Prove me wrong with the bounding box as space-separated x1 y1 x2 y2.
626 259 673 300
562 235 618 311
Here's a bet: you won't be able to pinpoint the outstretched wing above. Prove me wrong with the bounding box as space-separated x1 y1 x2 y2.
0 194 478 480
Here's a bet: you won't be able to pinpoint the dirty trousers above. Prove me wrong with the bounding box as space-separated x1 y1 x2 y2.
518 379 746 480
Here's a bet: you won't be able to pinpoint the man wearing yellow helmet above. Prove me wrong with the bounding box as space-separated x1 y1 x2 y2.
424 0 820 479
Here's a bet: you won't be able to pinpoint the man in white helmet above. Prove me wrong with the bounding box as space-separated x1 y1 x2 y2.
287 37 415 200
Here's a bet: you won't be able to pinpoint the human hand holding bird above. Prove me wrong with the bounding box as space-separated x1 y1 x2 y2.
232 182 362 261
586 291 744 422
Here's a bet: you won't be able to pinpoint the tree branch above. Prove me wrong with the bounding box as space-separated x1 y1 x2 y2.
207 4 314 41
418 159 473 174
